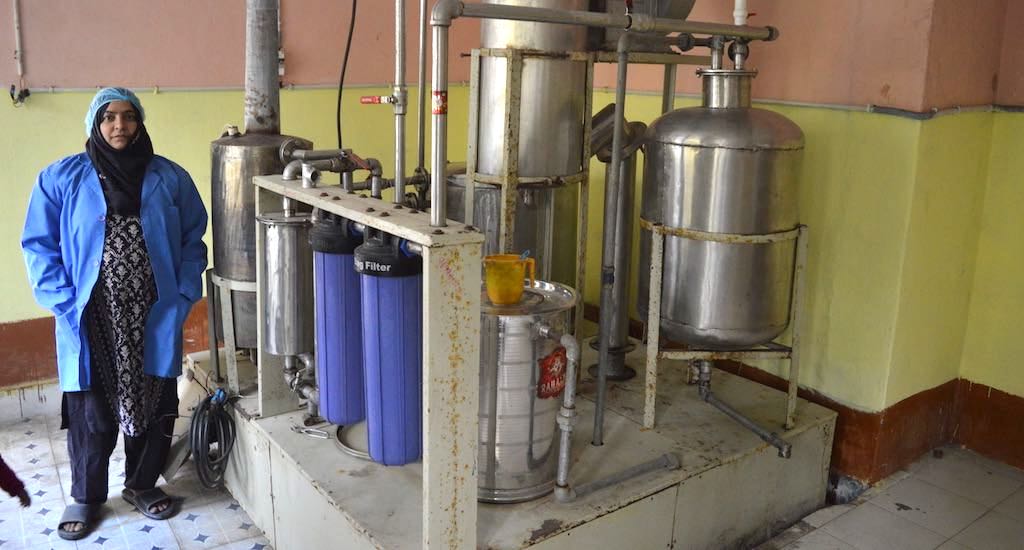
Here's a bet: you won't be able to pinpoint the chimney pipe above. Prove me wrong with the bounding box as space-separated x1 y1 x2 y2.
244 0 281 134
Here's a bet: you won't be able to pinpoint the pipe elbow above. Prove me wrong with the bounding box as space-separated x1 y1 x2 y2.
560 334 580 365
283 159 303 180
629 13 654 33
366 157 384 177
431 0 462 26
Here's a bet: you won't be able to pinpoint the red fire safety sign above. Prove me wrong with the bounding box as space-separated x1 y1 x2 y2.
537 346 568 399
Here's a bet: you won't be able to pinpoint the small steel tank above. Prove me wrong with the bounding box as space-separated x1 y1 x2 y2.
638 69 804 349
478 281 576 503
258 211 314 356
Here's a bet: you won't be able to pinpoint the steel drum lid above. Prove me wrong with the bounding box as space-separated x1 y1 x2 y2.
481 280 576 316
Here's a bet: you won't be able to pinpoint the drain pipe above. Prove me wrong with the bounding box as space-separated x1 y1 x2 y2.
534 325 580 503
283 354 320 420
593 31 634 446
695 360 792 458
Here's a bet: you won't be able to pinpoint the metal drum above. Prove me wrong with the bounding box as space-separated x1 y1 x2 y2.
211 133 310 348
478 281 576 503
446 174 560 279
477 0 588 179
637 69 805 349
258 211 314 356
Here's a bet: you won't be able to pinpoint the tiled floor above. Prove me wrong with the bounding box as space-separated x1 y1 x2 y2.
761 446 1024 550
0 415 273 550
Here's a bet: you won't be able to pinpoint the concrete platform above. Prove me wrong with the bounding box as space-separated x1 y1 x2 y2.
191 338 836 549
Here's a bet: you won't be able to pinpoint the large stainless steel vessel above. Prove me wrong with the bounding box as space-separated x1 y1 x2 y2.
638 69 804 349
211 132 310 349
478 281 576 503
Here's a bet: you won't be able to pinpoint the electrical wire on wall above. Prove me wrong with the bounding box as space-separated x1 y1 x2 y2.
336 0 358 148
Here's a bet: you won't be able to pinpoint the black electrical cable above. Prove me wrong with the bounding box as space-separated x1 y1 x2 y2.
189 389 237 489
336 0 358 149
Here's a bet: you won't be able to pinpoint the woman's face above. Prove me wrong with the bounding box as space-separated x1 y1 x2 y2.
99 100 139 150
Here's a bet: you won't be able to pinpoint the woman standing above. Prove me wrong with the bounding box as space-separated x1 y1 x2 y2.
22 87 207 540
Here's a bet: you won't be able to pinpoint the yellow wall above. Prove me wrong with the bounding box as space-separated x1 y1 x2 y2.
886 113 992 405
959 114 1024 398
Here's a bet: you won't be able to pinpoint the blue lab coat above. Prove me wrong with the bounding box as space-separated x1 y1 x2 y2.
22 153 208 391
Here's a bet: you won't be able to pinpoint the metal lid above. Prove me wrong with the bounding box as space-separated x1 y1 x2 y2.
256 211 311 225
481 280 577 316
645 107 805 151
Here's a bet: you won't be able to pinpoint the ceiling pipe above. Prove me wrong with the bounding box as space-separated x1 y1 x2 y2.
244 0 281 134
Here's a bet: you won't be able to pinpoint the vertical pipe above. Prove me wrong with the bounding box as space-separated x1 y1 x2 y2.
661 64 676 114
394 0 407 204
593 33 631 446
244 0 281 134
13 0 24 78
598 148 637 379
430 24 449 227
417 0 428 172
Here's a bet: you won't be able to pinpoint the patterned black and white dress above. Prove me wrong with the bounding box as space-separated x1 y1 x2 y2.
84 214 165 437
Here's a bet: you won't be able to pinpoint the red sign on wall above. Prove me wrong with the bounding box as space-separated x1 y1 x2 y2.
537 346 568 399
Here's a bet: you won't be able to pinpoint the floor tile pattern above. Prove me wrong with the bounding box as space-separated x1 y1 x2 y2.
761 446 1024 550
0 415 273 550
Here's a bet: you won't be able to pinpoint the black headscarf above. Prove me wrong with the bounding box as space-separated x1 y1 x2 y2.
85 105 154 216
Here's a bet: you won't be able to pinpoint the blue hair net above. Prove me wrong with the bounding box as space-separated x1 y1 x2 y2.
84 87 146 137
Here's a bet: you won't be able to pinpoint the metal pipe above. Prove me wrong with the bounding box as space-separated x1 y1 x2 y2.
593 32 632 446
205 269 221 382
553 332 579 503
282 159 303 181
13 0 24 78
571 453 680 500
429 22 450 227
244 0 281 134
661 64 677 114
449 2 775 40
292 149 347 161
367 157 385 199
416 0 428 173
695 360 792 458
394 0 407 205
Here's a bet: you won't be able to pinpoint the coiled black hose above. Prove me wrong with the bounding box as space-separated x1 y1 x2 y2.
189 389 236 489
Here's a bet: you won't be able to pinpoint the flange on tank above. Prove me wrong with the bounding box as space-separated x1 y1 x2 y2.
637 62 805 349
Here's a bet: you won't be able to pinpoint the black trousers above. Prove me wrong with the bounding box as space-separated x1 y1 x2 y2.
62 380 178 504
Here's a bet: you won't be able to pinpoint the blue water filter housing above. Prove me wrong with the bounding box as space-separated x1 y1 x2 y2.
310 212 365 426
355 230 423 466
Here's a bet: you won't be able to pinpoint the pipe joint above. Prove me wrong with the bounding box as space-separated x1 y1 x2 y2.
553 486 577 503
629 13 655 32
282 159 303 181
430 0 462 26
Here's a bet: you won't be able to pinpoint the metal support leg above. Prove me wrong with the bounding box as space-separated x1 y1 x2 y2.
218 283 240 394
498 50 523 254
643 227 665 429
786 225 809 430
422 244 481 549
205 269 222 383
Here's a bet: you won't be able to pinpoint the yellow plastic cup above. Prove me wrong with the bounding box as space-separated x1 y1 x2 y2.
484 254 535 305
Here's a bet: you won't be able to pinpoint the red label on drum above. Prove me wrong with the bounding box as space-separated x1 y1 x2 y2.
537 346 568 399
432 91 448 114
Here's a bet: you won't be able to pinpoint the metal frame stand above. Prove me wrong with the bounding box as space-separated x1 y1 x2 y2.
466 47 593 338
641 221 809 436
206 270 257 395
253 175 483 549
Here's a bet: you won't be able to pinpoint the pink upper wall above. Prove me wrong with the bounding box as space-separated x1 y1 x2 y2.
996 0 1024 105
0 1 1020 110
924 0 1007 109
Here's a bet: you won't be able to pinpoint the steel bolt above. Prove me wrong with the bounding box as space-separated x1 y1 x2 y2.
432 229 444 235
380 212 390 217
366 208 375 213
319 192 328 197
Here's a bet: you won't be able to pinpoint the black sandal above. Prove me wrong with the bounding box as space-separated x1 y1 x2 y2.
58 502 99 541
122 487 178 520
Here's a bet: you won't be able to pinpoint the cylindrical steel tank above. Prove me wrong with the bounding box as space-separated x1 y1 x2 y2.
258 211 314 356
478 281 576 503
477 0 588 178
211 133 311 348
446 174 561 280
638 69 804 349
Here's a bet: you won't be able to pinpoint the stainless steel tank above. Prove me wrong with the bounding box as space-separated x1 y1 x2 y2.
478 281 576 503
446 174 561 280
477 0 588 178
257 211 314 356
211 133 309 348
637 69 804 349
